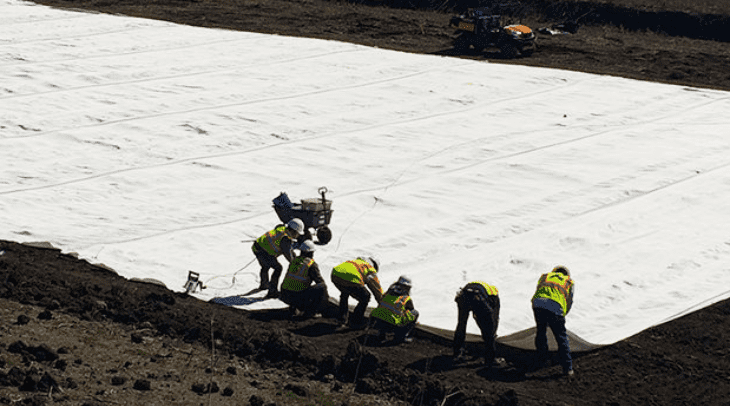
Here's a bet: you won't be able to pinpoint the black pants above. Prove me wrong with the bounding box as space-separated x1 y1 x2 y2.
281 283 328 316
252 243 283 291
335 283 371 324
453 293 500 361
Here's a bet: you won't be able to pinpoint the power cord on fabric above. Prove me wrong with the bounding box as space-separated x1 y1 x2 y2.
203 257 257 291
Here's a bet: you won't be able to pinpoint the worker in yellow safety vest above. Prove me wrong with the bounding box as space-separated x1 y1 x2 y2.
531 265 575 377
453 281 501 368
370 276 419 343
331 257 383 330
251 219 305 298
280 240 328 319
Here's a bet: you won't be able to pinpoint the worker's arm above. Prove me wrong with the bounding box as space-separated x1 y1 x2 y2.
566 283 574 315
309 262 325 285
366 274 384 302
281 238 294 262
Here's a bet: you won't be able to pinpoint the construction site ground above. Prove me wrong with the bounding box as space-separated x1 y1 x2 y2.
2 0 730 404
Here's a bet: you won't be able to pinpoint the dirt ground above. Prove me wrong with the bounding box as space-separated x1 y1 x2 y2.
2 239 730 406
27 0 730 91
3 0 730 404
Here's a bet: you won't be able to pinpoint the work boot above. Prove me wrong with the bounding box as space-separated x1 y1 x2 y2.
301 308 319 319
265 289 280 299
258 281 269 290
487 357 507 369
396 333 413 343
348 317 368 331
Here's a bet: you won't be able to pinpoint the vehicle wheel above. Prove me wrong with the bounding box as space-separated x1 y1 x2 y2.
453 35 471 53
316 226 332 245
499 41 518 59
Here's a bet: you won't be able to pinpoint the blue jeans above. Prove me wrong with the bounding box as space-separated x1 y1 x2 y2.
533 306 572 372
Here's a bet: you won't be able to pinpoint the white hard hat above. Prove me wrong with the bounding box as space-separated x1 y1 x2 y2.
286 218 305 235
299 240 316 253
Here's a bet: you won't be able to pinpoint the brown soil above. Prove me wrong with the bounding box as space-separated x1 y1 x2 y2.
4 0 730 404
3 237 730 406
27 0 730 91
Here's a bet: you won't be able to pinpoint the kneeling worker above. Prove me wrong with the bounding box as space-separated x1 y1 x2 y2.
370 276 419 343
280 240 328 319
453 281 501 367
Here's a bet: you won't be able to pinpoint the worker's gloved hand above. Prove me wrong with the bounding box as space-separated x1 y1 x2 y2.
455 289 463 302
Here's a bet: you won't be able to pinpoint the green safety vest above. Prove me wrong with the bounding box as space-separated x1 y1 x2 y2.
282 257 315 292
532 271 574 316
371 293 415 326
255 225 289 257
332 259 376 285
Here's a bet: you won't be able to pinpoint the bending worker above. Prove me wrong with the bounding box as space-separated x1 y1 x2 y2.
531 265 575 377
453 281 501 368
251 219 305 298
331 257 384 330
280 240 329 319
370 276 419 343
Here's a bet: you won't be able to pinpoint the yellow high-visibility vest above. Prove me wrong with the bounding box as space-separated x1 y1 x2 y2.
466 281 499 296
532 272 573 316
332 259 376 285
255 225 289 257
282 257 315 292
371 293 415 326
